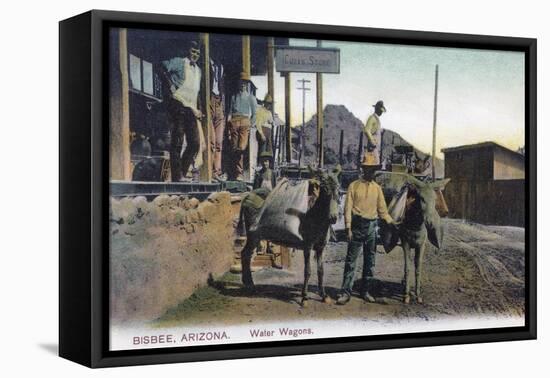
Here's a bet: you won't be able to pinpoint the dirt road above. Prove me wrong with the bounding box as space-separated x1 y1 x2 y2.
155 219 525 328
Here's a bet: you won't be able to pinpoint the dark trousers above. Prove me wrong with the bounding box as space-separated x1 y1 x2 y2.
341 215 377 293
209 94 225 176
257 126 273 157
168 102 199 181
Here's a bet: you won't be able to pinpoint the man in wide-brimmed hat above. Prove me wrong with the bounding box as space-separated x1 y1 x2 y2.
253 151 276 190
363 100 387 165
336 154 395 305
227 72 258 181
255 93 275 158
162 40 203 182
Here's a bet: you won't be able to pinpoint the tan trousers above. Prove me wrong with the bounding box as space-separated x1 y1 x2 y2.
227 116 251 178
257 126 273 158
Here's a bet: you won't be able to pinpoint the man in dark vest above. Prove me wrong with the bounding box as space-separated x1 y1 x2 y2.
253 151 276 190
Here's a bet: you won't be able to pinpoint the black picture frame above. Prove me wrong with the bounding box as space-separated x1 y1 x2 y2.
59 9 537 368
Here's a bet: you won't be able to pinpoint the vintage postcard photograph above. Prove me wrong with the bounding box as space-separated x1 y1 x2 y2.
108 26 526 351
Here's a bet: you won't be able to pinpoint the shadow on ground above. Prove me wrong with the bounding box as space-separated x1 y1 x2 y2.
211 274 403 305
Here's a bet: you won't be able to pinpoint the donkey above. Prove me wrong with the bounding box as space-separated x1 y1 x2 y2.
397 176 450 304
239 167 341 306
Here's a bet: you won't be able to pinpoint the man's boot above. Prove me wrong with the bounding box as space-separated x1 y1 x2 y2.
336 291 351 305
361 278 376 303
362 291 376 303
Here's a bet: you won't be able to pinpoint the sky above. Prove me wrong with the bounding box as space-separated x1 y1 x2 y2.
251 38 525 158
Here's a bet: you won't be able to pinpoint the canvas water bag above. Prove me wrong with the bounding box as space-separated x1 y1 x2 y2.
388 185 408 223
252 178 309 247
380 185 408 253
425 211 444 249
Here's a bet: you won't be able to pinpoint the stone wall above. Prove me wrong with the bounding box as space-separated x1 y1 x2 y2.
109 191 239 323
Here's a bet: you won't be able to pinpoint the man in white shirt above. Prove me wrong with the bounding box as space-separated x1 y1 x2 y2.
162 41 203 182
256 94 275 159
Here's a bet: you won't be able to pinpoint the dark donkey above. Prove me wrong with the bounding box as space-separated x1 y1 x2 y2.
239 167 341 306
395 176 450 304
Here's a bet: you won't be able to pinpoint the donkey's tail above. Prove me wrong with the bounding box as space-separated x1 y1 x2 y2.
237 202 246 236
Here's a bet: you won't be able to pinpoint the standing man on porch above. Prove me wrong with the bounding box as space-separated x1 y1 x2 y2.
227 72 257 181
162 41 203 182
256 94 275 159
363 100 387 165
209 58 226 181
253 151 276 190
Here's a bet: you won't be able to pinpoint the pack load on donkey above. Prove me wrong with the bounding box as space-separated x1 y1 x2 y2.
251 178 310 248
379 183 408 252
378 172 448 252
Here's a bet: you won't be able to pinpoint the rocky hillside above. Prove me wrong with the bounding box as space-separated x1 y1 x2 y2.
294 104 444 177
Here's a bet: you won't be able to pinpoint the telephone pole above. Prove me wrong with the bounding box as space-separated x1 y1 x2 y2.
316 40 324 167
297 78 311 166
432 65 439 180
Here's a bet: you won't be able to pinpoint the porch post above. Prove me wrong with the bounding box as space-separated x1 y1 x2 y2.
199 33 213 182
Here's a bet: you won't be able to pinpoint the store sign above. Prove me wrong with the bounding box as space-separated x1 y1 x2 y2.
275 47 340 73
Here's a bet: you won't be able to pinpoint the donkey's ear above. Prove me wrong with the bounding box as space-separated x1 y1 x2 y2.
431 178 451 190
332 164 342 178
406 174 427 189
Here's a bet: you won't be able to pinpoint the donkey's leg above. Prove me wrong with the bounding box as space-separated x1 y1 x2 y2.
241 237 258 288
301 247 312 306
402 239 412 304
315 246 331 303
414 241 426 304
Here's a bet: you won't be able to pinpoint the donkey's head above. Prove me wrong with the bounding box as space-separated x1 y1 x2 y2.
405 176 450 248
308 165 341 224
407 177 450 216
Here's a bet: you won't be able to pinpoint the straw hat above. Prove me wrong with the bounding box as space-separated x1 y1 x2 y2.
361 153 381 170
263 94 273 103
239 72 251 81
259 151 273 159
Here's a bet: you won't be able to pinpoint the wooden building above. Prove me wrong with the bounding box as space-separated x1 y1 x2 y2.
109 27 288 183
442 142 525 227
442 142 525 181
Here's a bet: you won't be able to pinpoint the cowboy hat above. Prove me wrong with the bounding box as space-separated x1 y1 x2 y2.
239 72 251 81
372 100 387 113
188 40 200 53
259 150 273 159
361 153 382 170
